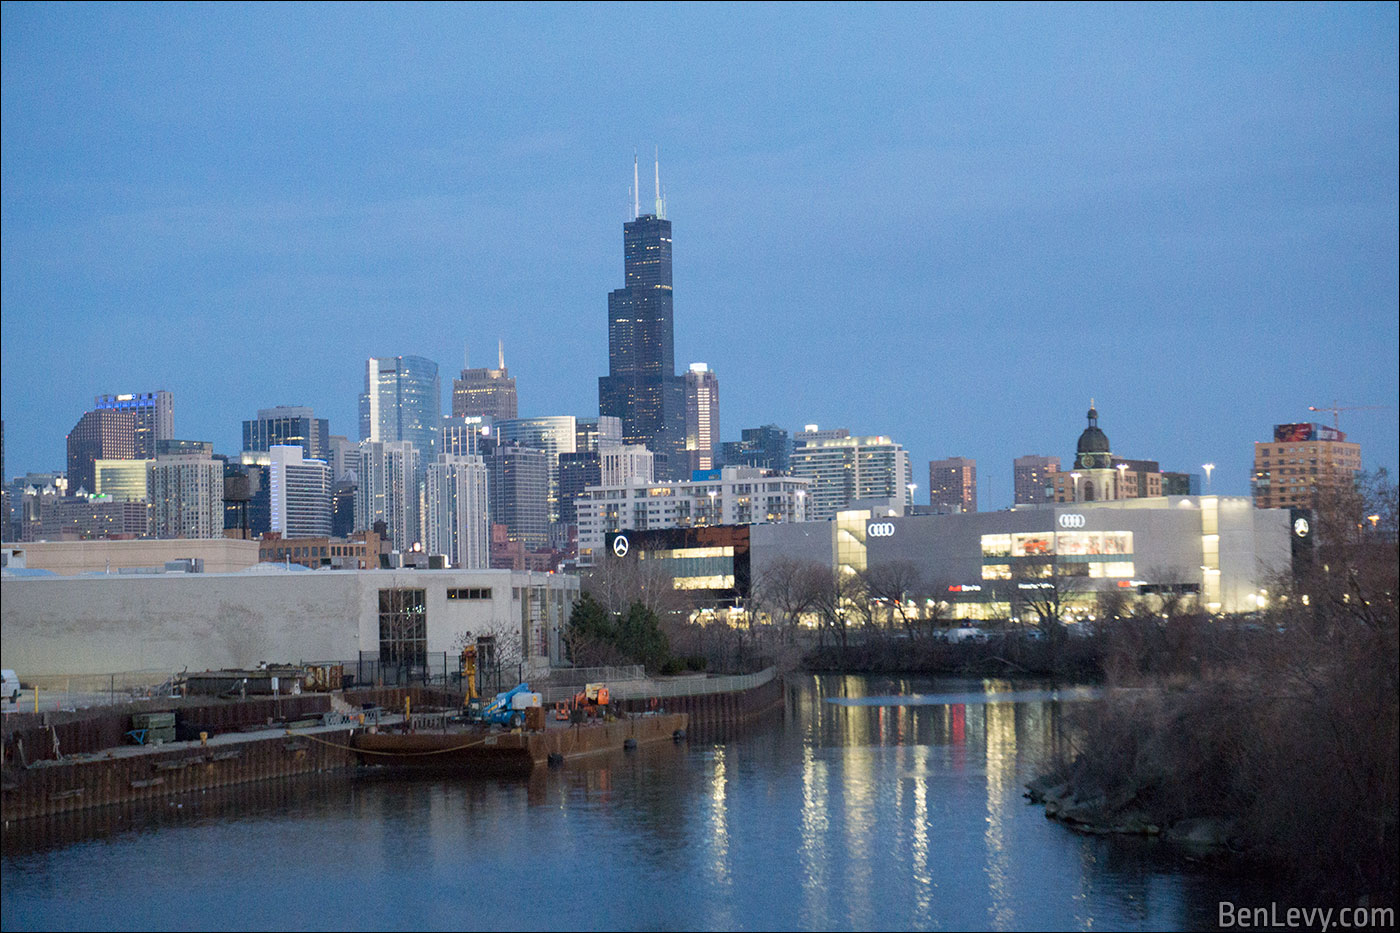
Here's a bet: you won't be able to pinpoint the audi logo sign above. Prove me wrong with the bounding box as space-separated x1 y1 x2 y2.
867 522 896 538
611 535 630 558
1057 513 1086 529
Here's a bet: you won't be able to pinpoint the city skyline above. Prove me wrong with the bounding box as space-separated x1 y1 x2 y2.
3 5 1396 507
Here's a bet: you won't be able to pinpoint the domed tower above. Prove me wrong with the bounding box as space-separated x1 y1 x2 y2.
1075 400 1113 470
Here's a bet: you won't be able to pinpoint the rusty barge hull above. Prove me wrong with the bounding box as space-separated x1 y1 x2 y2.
351 713 688 774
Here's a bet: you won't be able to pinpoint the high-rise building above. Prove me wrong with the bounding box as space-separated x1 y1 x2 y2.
94 391 174 457
1013 455 1060 505
148 443 223 539
425 453 490 569
223 457 270 540
575 416 623 455
441 415 494 457
684 363 720 475
452 342 518 421
494 416 583 526
355 440 421 551
601 445 656 486
1252 422 1362 510
66 408 137 495
599 155 686 480
326 435 359 483
929 457 977 513
243 407 330 461
790 427 912 521
721 425 791 473
359 356 440 472
558 452 602 528
487 442 549 552
268 445 332 538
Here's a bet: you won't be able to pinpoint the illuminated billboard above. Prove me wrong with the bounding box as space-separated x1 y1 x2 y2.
1273 423 1345 443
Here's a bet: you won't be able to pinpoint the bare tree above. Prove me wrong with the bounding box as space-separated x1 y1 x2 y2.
860 561 925 637
752 557 826 644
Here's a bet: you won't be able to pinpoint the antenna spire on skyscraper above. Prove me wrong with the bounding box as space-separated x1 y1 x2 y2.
632 151 640 220
654 146 665 220
498 339 505 371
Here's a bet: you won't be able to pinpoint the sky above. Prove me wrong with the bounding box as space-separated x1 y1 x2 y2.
3 4 1396 507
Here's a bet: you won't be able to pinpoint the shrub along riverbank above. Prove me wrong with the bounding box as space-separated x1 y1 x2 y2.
1029 476 1398 907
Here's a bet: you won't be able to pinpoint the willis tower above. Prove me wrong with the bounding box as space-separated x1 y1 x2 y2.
599 154 685 480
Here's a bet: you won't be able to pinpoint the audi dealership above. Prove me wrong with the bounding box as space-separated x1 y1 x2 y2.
604 496 1298 619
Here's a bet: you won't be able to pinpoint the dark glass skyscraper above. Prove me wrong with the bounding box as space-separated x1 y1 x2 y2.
599 157 686 480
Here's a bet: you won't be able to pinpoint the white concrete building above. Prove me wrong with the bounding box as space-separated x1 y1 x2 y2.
576 465 810 565
269 445 332 538
1 566 579 679
601 444 655 486
148 450 224 539
356 440 421 550
790 427 913 521
426 453 489 569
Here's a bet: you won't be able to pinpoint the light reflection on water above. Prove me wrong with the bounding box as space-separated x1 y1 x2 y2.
2 676 1278 932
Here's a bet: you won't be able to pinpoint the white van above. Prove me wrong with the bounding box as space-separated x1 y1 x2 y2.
2 670 21 704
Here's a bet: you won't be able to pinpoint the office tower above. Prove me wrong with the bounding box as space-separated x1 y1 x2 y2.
94 459 154 502
359 356 441 471
598 155 686 480
684 363 720 475
557 452 602 528
575 416 623 454
929 457 977 513
268 445 332 538
66 408 137 495
94 391 174 457
426 453 490 568
355 440 421 551
790 427 912 520
452 342 518 421
721 425 791 473
243 406 330 461
487 442 549 551
326 435 359 483
496 416 607 526
1013 455 1060 505
1252 422 1362 509
601 445 656 486
148 443 223 539
331 480 357 538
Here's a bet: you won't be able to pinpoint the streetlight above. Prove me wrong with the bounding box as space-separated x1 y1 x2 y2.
1115 463 1128 499
907 482 917 515
795 489 805 521
1070 472 1082 502
708 489 717 525
1202 463 1215 491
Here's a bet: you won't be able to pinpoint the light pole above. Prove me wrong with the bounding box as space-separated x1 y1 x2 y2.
1115 463 1128 499
708 489 717 525
1202 463 1215 491
1070 471 1082 502
795 489 805 522
907 482 917 515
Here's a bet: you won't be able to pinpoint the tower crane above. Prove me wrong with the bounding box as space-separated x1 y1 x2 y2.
1307 401 1386 431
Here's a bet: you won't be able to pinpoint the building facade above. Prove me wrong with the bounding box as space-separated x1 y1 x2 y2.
244 406 330 462
355 440 421 551
598 158 686 480
929 457 977 513
790 427 912 521
359 356 440 474
684 363 720 475
425 453 490 569
721 425 791 473
1013 455 1060 505
148 445 224 539
268 445 332 538
1252 422 1362 510
576 465 810 565
487 442 550 552
452 342 518 421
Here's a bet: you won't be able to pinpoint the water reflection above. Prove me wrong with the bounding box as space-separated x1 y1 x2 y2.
3 675 1286 932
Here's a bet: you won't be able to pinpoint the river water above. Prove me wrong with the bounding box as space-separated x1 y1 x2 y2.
1 676 1277 931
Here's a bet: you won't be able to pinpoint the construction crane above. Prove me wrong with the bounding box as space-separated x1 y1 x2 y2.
1307 401 1386 431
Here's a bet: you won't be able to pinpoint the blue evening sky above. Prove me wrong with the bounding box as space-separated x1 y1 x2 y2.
3 4 1396 505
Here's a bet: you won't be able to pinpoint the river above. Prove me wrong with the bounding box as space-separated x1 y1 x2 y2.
1 675 1279 931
